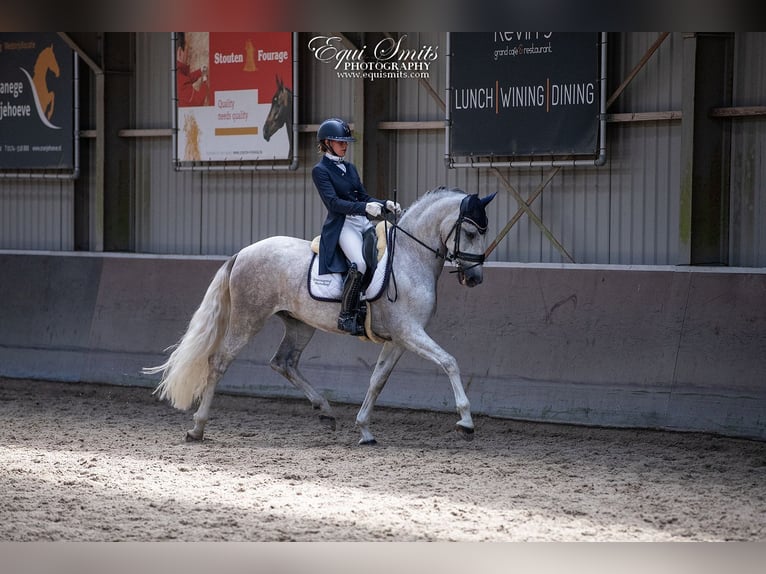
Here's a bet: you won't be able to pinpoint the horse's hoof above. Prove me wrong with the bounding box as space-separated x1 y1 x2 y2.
319 414 337 431
185 431 203 442
359 438 378 446
455 424 475 441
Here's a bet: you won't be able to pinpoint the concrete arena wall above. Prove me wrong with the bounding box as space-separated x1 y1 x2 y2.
1 252 764 440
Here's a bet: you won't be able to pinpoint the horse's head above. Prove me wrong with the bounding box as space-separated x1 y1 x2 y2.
42 45 60 77
263 75 292 142
445 192 496 287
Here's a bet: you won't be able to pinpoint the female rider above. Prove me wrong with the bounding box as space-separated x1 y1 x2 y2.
312 117 401 336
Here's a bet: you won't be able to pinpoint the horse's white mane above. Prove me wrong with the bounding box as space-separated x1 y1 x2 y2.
404 186 465 219
420 186 466 201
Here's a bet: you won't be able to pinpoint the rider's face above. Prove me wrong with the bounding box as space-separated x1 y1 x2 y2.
327 140 348 157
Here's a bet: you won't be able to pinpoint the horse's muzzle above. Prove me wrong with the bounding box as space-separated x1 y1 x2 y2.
458 266 483 288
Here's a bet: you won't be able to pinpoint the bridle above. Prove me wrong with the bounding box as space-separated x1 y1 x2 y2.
384 194 487 281
443 195 489 272
380 193 491 302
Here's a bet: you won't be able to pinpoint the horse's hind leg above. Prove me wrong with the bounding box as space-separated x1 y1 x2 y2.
270 312 336 429
187 318 261 441
187 375 219 441
356 342 405 445
186 349 237 441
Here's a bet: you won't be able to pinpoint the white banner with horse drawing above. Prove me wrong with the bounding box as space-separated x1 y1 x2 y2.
0 33 75 171
173 32 294 164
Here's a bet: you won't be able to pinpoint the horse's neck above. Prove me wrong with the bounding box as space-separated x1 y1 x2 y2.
281 91 293 124
408 196 458 242
398 197 458 272
34 51 52 77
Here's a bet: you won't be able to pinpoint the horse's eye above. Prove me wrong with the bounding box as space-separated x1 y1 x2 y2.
464 230 476 241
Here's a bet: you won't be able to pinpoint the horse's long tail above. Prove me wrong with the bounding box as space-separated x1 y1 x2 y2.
143 255 237 410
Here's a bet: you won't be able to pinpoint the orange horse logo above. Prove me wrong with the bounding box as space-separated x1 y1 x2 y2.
34 45 60 120
20 44 62 129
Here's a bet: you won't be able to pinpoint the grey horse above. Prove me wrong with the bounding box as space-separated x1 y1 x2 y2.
144 187 496 444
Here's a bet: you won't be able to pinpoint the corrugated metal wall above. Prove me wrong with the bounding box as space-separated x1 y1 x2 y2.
133 32 349 255
394 32 684 264
0 178 74 250
730 32 766 267
1 32 765 267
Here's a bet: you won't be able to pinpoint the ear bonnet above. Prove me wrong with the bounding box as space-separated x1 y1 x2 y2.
458 192 497 233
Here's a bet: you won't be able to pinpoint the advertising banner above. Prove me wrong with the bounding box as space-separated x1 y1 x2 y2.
449 32 602 158
174 32 294 164
0 33 75 170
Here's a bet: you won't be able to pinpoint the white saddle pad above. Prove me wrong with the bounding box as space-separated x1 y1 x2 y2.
308 246 390 303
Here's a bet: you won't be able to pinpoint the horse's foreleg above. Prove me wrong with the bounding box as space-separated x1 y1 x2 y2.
270 313 335 429
356 342 405 445
398 330 475 440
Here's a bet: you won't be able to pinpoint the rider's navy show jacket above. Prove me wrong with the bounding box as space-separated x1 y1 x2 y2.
312 156 382 275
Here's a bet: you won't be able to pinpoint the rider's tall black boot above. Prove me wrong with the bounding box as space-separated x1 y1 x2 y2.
338 263 365 336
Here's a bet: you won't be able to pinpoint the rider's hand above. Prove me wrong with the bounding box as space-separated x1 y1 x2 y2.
365 202 383 218
385 200 402 215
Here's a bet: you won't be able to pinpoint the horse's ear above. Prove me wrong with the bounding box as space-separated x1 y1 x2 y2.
480 192 497 207
276 75 282 87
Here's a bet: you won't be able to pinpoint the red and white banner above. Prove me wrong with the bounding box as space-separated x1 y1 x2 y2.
174 32 294 163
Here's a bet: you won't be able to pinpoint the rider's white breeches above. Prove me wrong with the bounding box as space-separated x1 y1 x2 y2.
339 214 373 274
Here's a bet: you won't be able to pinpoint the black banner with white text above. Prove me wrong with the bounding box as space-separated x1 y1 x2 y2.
449 32 602 158
0 33 75 170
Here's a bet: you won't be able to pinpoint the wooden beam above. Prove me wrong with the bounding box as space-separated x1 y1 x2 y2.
709 106 766 118
491 167 575 263
607 111 682 123
118 129 173 138
378 121 443 130
607 32 670 110
485 166 562 259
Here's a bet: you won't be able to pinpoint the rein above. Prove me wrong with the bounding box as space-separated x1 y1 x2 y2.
388 218 444 260
381 200 487 302
387 209 487 265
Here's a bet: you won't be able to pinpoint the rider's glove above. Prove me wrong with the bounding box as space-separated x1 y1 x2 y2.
365 202 383 218
385 200 402 215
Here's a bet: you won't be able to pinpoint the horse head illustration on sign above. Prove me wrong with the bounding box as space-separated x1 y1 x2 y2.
19 44 62 129
262 75 293 159
34 45 60 121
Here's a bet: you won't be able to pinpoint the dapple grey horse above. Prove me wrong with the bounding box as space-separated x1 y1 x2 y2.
144 187 495 444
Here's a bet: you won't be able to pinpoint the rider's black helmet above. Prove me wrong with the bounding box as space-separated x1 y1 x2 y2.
317 118 356 142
